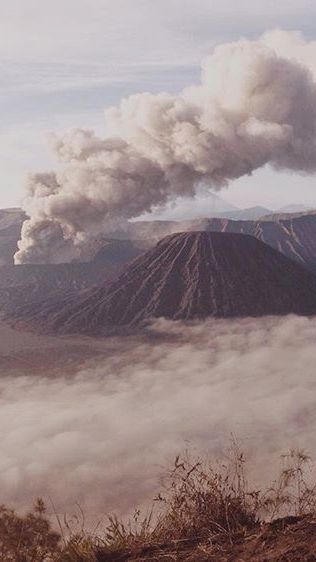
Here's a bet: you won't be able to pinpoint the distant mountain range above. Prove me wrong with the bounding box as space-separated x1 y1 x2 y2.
137 191 238 221
277 204 313 213
2 207 316 273
110 213 316 273
141 203 273 221
211 206 272 220
1 204 316 266
260 209 316 221
139 201 315 222
2 206 316 330
8 231 316 335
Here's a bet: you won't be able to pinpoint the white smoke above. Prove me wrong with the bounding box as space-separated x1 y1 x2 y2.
15 29 316 263
1 315 316 520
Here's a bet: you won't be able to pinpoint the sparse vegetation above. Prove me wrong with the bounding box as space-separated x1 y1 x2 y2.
2 447 316 561
0 498 60 561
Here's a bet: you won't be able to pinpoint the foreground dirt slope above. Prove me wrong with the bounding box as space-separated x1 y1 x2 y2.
96 515 316 561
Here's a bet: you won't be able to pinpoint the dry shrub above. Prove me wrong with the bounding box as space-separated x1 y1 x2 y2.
150 448 259 545
95 446 316 558
261 449 316 519
1 447 316 561
0 498 60 561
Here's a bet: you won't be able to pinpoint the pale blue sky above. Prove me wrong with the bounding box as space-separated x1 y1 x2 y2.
2 0 316 210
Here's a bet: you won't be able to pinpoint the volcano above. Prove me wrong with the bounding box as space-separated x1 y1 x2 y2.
10 231 316 335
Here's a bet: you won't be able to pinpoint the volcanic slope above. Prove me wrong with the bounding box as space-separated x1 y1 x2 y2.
10 231 316 335
124 213 316 273
0 239 144 315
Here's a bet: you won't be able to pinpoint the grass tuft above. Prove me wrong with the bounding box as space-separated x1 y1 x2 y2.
1 446 316 560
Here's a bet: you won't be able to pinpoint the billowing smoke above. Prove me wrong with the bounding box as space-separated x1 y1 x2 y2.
15 29 316 263
1 315 316 519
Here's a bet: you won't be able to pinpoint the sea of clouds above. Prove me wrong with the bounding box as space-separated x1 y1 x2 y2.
1 314 316 521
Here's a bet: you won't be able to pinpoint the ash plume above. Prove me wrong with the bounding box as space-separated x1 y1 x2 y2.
15 29 316 263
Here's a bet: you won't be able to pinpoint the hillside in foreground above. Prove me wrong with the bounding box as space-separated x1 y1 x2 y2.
2 449 316 561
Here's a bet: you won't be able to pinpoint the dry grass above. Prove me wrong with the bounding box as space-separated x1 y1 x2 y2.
0 498 60 561
2 447 316 561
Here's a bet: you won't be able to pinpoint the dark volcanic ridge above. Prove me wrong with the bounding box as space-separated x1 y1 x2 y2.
2 207 316 274
0 239 144 314
124 213 316 273
8 231 316 335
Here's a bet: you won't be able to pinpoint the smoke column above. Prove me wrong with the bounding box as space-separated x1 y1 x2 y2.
15 29 316 263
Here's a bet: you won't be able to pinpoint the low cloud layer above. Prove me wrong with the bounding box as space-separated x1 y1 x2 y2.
1 315 316 520
15 29 316 263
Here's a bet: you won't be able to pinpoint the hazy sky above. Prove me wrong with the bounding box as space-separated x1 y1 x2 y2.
2 0 316 210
